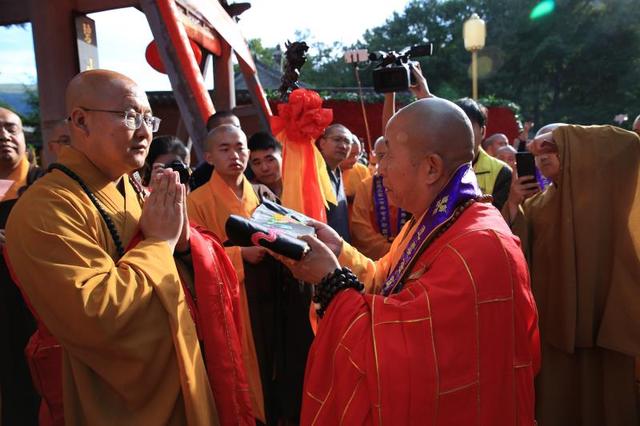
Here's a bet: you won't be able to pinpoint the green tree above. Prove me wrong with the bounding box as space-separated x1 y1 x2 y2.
261 0 640 128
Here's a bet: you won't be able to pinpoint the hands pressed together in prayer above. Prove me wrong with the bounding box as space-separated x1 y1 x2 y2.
140 168 190 253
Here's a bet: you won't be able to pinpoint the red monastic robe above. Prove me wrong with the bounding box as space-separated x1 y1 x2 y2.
301 202 540 425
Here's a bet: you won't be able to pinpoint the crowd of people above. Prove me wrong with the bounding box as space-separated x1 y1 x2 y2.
0 64 638 426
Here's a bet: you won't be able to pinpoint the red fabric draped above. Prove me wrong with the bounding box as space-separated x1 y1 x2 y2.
301 203 540 425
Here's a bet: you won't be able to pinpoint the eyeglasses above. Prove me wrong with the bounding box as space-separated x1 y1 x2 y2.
79 107 161 132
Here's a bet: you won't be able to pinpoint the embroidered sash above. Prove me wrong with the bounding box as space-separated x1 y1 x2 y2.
381 163 481 296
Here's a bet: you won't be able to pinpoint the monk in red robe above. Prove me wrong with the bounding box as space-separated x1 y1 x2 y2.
283 98 540 425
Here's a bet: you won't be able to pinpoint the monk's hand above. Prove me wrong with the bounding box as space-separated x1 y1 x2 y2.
305 219 343 257
242 246 268 264
140 169 184 251
282 234 340 285
527 131 557 155
174 181 190 254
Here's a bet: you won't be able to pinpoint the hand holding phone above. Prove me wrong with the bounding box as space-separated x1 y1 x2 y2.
516 152 537 180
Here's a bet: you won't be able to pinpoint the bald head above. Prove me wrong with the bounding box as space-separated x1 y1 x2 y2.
536 123 566 137
66 69 141 116
0 107 21 126
0 106 27 170
206 124 246 150
387 98 474 171
482 133 509 156
65 69 153 181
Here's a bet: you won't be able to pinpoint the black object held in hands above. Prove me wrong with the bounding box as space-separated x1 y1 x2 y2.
225 215 310 260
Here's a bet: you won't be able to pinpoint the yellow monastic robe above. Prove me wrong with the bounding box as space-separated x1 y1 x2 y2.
1 155 30 201
186 171 265 422
339 209 421 295
342 162 371 203
5 148 218 426
350 176 393 260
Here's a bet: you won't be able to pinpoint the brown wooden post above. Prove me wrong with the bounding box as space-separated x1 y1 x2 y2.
28 0 78 166
213 39 236 112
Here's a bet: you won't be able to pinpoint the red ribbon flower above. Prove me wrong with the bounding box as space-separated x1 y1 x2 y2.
270 89 333 143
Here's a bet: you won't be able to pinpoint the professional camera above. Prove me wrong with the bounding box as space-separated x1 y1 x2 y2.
164 160 192 185
369 44 434 93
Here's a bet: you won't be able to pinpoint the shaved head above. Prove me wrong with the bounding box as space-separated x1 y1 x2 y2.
0 107 21 126
536 123 566 137
0 106 27 171
66 69 141 116
634 115 640 134
65 69 153 181
206 124 246 151
386 98 474 171
380 98 474 215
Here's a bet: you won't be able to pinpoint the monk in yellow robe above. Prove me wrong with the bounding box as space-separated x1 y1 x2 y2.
0 106 42 425
350 136 408 260
5 70 218 425
187 124 268 423
504 124 640 426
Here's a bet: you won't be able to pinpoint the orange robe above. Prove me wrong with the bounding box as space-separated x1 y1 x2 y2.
350 175 405 260
302 202 540 425
5 148 218 425
342 162 371 204
186 171 265 422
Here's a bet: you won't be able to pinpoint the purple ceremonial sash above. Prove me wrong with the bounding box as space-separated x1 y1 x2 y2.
535 168 551 190
381 163 481 296
372 175 408 239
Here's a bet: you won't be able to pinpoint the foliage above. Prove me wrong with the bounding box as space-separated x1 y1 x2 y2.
255 0 640 129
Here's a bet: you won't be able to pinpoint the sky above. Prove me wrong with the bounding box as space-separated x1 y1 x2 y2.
0 0 410 91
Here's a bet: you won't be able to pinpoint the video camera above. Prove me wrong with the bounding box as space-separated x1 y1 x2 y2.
369 44 433 93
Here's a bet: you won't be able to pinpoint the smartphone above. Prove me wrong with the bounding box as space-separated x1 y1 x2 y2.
516 152 536 179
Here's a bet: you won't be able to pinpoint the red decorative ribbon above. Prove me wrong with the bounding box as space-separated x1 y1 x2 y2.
270 89 333 143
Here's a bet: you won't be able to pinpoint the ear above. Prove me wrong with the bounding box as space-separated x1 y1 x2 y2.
480 125 487 139
421 153 445 185
205 151 214 165
70 109 90 137
317 137 326 152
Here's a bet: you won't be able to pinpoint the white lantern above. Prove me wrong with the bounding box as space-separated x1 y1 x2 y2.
463 13 486 52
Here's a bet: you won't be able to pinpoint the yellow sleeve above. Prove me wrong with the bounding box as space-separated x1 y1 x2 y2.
187 192 207 228
5 187 183 402
350 179 391 260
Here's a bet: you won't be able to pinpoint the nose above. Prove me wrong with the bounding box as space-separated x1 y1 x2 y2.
0 127 11 140
135 121 152 141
